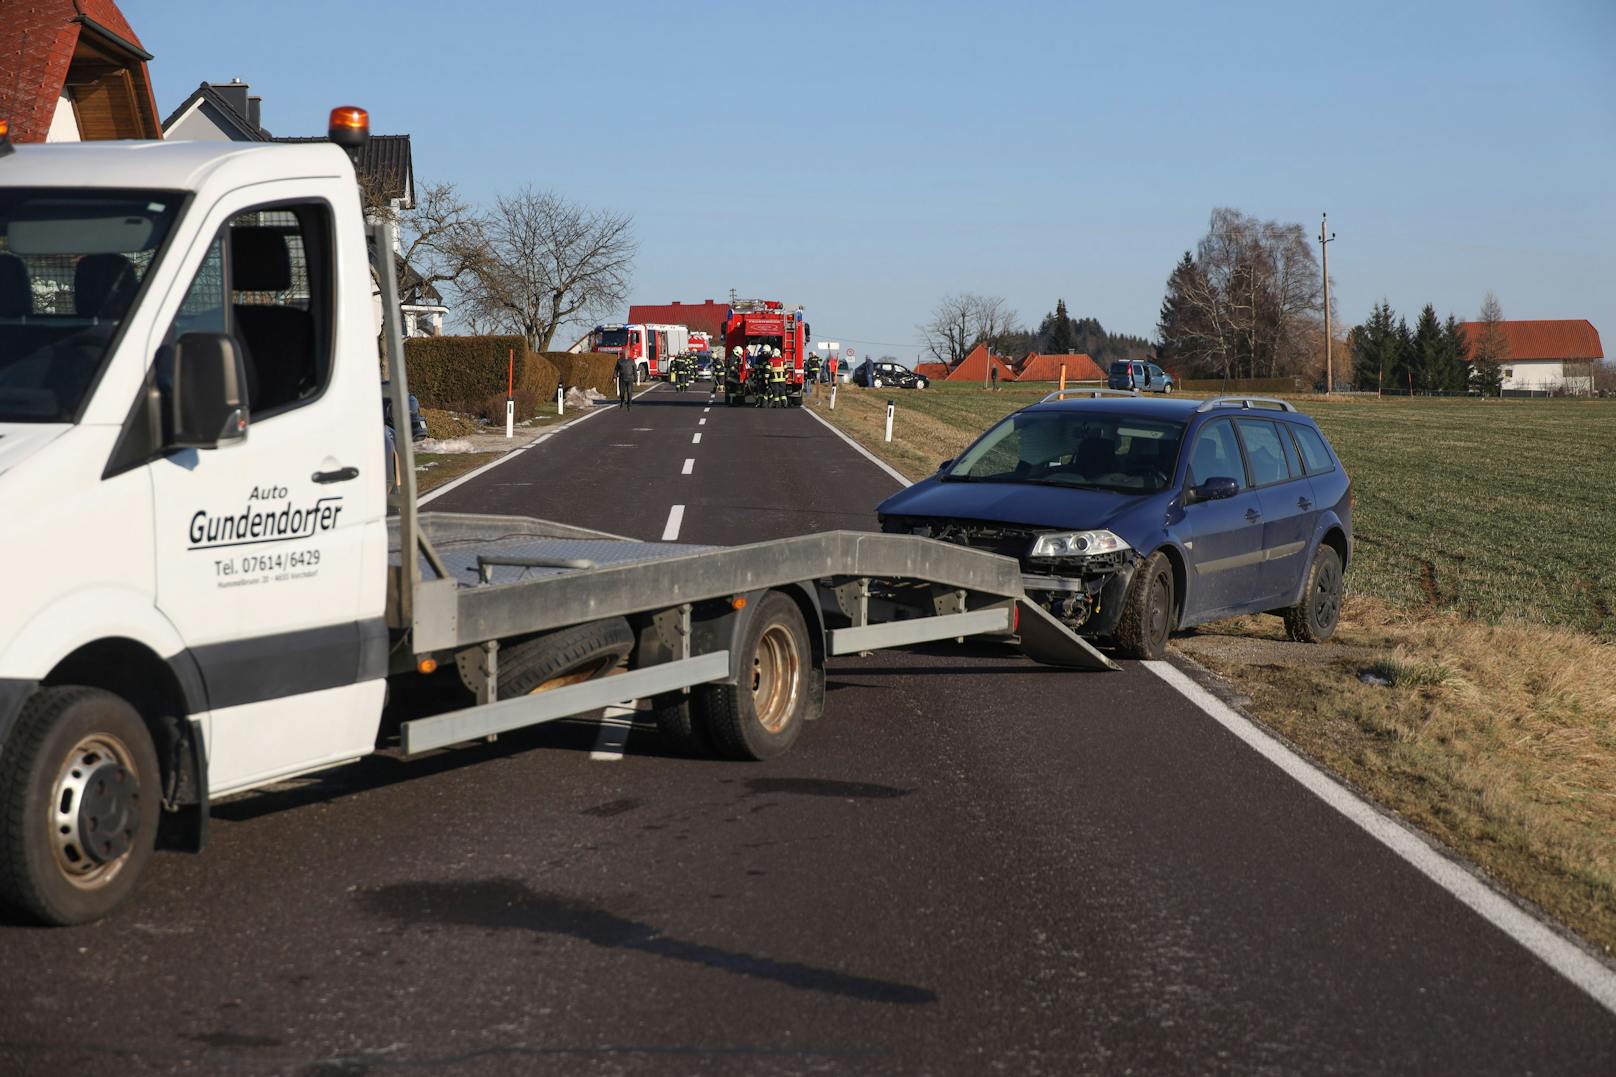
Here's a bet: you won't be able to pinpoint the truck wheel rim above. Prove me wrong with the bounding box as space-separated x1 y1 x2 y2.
50 734 141 890
752 625 801 733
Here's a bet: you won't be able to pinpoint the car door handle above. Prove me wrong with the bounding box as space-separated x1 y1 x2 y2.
312 466 360 484
1297 497 1313 511
1245 508 1263 522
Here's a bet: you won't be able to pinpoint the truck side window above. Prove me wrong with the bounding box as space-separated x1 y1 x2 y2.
226 203 334 419
170 237 227 337
1188 420 1246 489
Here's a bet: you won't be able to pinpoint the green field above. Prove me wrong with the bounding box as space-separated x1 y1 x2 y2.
813 386 1616 637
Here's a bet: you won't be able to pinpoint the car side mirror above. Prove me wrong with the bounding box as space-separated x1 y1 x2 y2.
1187 476 1239 503
167 331 248 449
938 458 953 472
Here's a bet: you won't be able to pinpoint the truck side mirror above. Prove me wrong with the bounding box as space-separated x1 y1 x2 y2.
167 332 249 449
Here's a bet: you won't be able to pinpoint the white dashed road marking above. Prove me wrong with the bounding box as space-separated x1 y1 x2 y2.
692 432 702 444
682 458 695 475
661 504 685 541
699 418 706 425
590 704 636 761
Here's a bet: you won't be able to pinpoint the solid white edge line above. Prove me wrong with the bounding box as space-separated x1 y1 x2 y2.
661 504 685 541
419 384 658 505
1143 659 1616 1017
801 404 913 488
681 458 695 475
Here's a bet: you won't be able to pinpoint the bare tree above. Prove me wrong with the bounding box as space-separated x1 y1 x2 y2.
921 293 977 366
460 186 636 352
1470 290 1510 395
920 292 1019 366
392 182 488 305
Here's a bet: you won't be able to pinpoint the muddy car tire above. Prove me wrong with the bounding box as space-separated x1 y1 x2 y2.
497 618 634 697
1282 545 1343 643
1114 551 1174 660
698 592 811 761
0 687 161 926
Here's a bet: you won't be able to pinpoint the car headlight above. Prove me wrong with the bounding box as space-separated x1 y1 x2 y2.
1029 530 1130 558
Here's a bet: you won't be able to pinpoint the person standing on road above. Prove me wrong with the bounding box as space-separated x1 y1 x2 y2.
990 363 1000 392
615 352 636 410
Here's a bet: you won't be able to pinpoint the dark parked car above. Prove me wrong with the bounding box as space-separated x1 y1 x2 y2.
876 394 1351 659
854 361 929 389
1107 359 1174 393
382 384 428 441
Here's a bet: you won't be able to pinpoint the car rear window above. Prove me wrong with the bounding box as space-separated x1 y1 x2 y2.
1289 424 1336 475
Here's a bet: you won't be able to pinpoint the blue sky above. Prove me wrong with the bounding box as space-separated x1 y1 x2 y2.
134 0 1616 360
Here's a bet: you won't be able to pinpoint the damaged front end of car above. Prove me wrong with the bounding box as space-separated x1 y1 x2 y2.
879 517 1141 637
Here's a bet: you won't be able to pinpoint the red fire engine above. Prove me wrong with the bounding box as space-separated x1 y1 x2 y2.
590 323 690 381
719 300 810 407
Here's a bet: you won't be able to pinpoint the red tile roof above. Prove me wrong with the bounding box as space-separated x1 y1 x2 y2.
1459 319 1603 362
1015 352 1104 382
914 362 950 381
944 343 1015 383
0 0 157 143
627 301 728 339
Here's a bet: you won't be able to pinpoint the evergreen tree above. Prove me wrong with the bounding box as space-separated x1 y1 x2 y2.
1439 314 1470 392
1046 299 1075 354
1157 252 1204 370
1470 291 1509 396
1350 301 1403 391
1410 304 1444 393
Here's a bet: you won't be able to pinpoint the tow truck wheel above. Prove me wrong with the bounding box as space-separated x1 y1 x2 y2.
1113 551 1175 660
0 687 160 926
651 692 712 756
497 618 635 697
699 592 811 761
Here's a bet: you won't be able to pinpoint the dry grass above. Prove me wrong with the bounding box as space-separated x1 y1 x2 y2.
1185 598 1616 955
414 452 500 493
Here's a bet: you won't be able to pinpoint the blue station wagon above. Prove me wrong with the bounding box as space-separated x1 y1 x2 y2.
876 393 1352 659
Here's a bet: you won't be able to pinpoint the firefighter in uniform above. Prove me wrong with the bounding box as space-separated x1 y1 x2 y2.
726 346 744 404
767 347 788 407
670 352 689 392
803 351 820 400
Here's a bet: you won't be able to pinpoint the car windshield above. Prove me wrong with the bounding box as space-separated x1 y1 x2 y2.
946 410 1184 492
594 328 628 348
0 188 181 421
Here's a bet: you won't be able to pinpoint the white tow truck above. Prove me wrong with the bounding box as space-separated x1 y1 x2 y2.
0 110 1114 925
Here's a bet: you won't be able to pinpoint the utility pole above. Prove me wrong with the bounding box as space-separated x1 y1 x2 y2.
1320 213 1336 393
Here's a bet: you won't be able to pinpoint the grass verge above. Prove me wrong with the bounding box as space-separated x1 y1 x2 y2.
812 383 1616 955
414 452 501 494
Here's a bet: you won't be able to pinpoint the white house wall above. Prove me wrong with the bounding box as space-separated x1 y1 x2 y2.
44 92 79 142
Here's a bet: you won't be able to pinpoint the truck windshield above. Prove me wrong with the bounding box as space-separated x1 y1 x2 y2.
0 188 181 422
946 410 1184 492
595 328 628 348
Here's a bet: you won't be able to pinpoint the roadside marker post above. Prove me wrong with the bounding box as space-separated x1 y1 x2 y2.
1059 365 1067 392
556 384 564 417
884 399 895 442
830 382 838 410
505 348 514 438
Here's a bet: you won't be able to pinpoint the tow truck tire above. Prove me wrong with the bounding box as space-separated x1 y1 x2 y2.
1282 545 1343 643
698 592 810 761
497 618 635 697
1113 551 1175 660
0 687 160 926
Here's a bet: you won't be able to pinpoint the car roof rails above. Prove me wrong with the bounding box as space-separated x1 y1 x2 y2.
1193 395 1297 413
1039 387 1140 404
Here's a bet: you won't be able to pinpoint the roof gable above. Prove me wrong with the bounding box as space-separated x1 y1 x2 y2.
162 82 271 140
1459 319 1603 362
945 343 1014 382
1016 352 1104 382
273 134 413 205
627 301 728 338
0 0 159 143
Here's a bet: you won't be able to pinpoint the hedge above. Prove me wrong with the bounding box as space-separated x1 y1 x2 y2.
543 351 618 395
404 336 556 411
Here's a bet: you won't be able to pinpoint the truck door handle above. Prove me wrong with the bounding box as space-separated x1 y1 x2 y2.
1244 508 1263 522
1297 497 1313 511
312 466 360 484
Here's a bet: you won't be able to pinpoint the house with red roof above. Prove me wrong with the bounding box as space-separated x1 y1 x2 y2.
1015 352 1105 383
914 362 950 382
627 300 729 341
0 0 159 143
944 343 1015 384
1461 319 1603 394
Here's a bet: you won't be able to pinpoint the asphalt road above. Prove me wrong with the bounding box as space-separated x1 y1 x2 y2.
3 384 1613 1075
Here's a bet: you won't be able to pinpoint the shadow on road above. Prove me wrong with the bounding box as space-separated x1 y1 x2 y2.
359 877 938 1005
